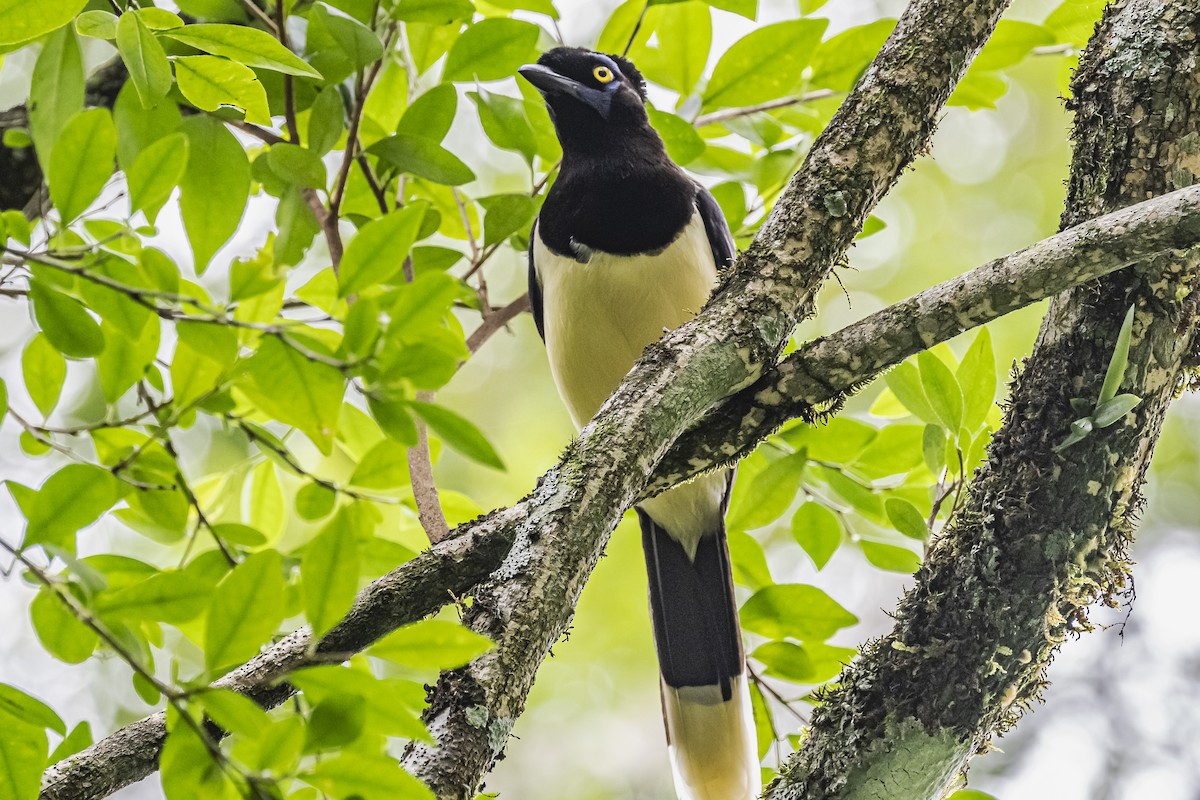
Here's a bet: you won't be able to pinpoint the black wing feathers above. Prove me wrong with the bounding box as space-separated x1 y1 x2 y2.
695 182 735 271
527 220 545 341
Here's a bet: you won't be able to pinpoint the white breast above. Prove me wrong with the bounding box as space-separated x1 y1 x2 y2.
535 210 727 549
536 211 718 429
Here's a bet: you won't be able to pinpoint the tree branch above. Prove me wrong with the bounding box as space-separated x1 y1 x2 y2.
764 2 1200 797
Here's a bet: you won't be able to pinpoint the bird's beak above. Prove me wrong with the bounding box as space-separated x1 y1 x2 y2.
518 63 613 119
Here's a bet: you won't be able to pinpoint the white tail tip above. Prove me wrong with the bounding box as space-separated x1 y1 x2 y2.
662 674 761 800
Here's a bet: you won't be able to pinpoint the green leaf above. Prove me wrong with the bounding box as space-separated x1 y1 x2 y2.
391 0 475 24
1099 305 1136 405
47 108 117 223
705 0 756 17
369 133 476 185
339 206 426 296
1092 393 1142 428
923 424 947 472
302 508 360 636
307 2 384 84
22 334 66 416
126 132 189 224
348 440 410 490
1044 0 1106 47
31 586 98 663
238 337 345 454
370 619 493 671
0 722 46 800
174 55 271 124
442 18 540 83
956 327 996 431
198 688 271 738
409 400 504 470
917 351 963 431
96 571 212 624
946 791 1000 800
629 1 711 96
810 19 895 92
164 24 322 79
885 497 928 540
727 529 774 590
703 18 828 108
973 21 1054 71
861 541 921 573
205 549 286 671
48 721 93 763
0 684 65 734
179 115 250 272
137 7 184 29
296 482 337 520
469 91 537 164
751 640 850 684
76 10 118 38
116 11 173 108
790 502 841 569
884 360 938 424
268 143 327 189
303 751 436 800
478 194 537 248
399 84 458 143
307 86 345 156
25 464 128 547
0 0 87 45
247 715 305 774
948 71 1007 110
647 108 705 165
304 694 367 751
29 26 84 171
727 452 804 530
29 280 104 360
740 584 857 641
113 81 183 170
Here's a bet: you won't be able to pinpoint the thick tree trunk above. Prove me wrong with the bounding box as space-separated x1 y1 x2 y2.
764 2 1200 798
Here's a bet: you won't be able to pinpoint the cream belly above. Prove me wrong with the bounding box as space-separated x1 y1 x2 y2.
535 212 728 551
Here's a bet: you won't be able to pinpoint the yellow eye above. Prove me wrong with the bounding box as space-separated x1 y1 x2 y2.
593 65 614 84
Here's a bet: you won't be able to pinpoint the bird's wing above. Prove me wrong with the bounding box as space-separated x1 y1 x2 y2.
695 182 735 271
528 218 545 341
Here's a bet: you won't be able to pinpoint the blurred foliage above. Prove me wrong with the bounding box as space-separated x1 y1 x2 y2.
0 0 1111 798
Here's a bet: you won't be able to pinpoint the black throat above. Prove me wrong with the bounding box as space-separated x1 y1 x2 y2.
538 115 698 259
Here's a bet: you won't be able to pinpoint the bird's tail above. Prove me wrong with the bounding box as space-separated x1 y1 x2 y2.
639 510 761 800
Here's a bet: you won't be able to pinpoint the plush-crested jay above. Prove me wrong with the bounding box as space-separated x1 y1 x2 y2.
519 47 760 800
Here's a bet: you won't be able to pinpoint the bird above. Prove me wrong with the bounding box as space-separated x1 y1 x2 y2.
519 47 760 800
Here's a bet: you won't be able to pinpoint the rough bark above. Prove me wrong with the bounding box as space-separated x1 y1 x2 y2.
399 1 1014 795
764 2 1200 798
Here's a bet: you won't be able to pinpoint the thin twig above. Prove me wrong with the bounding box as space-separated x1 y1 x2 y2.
466 294 531 354
693 90 838 128
623 1 650 57
275 2 300 145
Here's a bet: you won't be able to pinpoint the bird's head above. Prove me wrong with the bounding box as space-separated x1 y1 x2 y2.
519 47 651 152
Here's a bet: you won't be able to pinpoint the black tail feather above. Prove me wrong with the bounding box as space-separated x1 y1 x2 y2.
638 510 743 700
